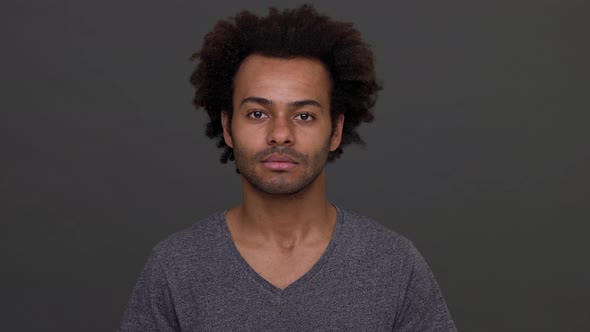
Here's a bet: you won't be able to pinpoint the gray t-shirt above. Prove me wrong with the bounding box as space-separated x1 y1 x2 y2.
119 207 457 331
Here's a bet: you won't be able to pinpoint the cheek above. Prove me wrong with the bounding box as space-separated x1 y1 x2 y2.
231 129 262 154
234 129 257 143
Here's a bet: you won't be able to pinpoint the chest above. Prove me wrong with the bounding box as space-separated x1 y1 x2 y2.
177 271 398 331
170 239 401 331
237 244 327 289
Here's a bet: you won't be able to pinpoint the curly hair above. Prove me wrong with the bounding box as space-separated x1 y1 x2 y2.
190 4 382 163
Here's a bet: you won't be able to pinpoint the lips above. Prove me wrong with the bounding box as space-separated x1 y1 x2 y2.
261 154 298 170
262 155 298 163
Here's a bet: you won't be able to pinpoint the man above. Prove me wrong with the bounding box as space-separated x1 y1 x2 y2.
120 5 457 331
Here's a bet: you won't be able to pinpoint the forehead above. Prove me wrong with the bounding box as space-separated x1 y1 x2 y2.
233 54 332 104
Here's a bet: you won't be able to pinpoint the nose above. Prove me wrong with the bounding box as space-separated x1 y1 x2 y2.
266 117 294 146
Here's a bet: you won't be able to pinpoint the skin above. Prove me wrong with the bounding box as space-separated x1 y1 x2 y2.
221 54 344 289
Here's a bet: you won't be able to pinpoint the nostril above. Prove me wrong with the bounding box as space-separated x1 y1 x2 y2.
267 125 295 145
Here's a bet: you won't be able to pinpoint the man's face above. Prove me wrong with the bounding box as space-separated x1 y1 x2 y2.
222 54 344 195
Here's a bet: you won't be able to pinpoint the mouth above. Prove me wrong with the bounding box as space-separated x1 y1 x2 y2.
261 155 299 171
262 155 298 163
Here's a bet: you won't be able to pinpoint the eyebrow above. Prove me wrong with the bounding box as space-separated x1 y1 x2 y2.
240 96 273 107
290 99 322 108
240 96 322 109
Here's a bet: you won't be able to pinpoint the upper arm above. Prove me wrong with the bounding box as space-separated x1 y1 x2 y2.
119 251 180 332
392 241 457 332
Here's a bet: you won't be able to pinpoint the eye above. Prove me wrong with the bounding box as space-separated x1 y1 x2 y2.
295 113 314 122
247 110 268 119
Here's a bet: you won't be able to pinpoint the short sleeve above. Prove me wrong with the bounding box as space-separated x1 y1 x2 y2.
392 241 458 332
119 251 180 332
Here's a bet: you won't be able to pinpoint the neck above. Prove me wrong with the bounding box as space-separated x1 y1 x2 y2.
227 170 337 247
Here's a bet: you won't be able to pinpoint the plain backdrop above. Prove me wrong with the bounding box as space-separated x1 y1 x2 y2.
2 0 589 331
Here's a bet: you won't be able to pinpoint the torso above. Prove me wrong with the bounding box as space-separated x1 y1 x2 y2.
119 208 456 331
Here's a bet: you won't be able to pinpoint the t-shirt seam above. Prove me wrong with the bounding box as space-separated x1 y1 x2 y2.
393 238 413 326
152 249 182 330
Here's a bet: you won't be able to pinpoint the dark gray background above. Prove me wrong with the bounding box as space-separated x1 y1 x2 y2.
2 0 589 331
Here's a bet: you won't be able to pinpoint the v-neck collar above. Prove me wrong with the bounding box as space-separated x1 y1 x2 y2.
219 205 344 297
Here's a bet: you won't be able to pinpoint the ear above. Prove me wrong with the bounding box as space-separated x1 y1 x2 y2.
329 113 345 151
221 111 233 148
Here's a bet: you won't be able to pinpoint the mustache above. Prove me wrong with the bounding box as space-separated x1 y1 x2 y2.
254 147 307 164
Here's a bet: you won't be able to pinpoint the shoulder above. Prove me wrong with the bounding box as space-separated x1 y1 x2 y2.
149 211 227 268
338 207 413 254
336 207 429 278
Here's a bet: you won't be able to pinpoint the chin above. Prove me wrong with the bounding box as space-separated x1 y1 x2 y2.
248 177 315 196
